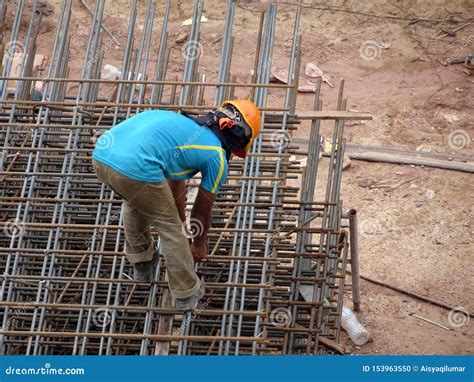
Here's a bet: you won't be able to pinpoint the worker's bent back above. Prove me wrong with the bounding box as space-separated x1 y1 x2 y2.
92 110 228 194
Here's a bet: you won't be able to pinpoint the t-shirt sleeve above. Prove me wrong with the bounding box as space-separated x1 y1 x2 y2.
200 149 228 194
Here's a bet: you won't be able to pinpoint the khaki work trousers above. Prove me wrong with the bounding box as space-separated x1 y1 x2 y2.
92 159 200 299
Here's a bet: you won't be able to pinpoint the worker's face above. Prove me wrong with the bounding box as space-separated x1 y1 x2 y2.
219 105 252 150
214 106 251 152
225 124 250 152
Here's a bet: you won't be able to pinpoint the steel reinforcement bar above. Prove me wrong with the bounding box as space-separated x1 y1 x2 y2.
0 0 364 355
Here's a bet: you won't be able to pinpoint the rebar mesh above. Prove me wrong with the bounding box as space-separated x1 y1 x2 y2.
0 0 363 355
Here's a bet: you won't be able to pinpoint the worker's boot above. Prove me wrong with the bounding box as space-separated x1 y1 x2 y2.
133 250 160 283
175 279 205 311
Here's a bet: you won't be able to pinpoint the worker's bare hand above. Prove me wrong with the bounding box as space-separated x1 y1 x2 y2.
191 240 208 262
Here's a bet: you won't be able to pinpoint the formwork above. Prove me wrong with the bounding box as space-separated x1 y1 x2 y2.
0 0 368 355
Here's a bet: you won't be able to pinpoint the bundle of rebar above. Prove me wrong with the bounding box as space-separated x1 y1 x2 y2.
0 0 362 355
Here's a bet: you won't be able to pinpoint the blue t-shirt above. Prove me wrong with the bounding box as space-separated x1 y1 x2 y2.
92 110 228 194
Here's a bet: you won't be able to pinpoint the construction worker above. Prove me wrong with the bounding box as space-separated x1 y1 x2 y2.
91 100 261 310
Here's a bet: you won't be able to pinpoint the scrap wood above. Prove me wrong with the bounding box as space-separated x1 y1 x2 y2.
437 22 472 39
345 144 471 161
358 176 419 190
320 144 474 173
182 15 208 26
448 54 474 66
5 53 46 92
155 282 174 355
271 66 317 92
318 336 345 355
295 110 373 120
294 323 344 354
28 1 54 16
347 150 474 173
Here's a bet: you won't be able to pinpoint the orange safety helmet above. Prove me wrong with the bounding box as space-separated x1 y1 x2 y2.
220 99 261 158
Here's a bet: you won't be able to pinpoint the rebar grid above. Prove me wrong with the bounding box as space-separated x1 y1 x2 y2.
1 0 357 355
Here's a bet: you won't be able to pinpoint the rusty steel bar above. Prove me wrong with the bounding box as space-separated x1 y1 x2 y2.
0 0 364 356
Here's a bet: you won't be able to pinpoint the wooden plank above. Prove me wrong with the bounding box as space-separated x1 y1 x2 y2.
348 151 474 173
154 274 174 355
294 323 345 354
318 336 345 355
294 110 373 121
294 140 474 173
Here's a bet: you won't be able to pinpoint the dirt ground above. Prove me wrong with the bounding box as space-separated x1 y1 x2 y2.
4 0 473 354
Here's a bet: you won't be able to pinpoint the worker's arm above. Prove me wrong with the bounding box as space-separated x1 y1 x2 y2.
191 147 227 261
168 180 187 222
190 187 216 261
